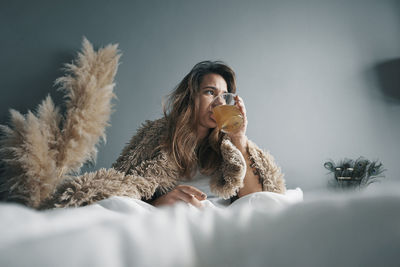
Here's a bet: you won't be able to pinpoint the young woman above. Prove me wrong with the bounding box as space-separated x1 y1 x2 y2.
111 60 286 207
40 60 286 209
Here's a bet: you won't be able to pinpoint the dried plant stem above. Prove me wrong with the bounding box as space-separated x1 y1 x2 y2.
0 38 121 208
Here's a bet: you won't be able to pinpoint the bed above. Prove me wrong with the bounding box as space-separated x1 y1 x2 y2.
1 181 399 267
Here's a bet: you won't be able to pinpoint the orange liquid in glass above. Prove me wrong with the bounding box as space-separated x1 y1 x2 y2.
212 105 243 133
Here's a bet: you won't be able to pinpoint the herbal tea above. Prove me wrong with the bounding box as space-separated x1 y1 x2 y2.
212 105 243 133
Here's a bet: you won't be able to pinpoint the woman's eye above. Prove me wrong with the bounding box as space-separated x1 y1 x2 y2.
205 90 214 95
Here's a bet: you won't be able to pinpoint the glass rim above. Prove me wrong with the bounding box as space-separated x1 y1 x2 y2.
211 92 237 100
211 92 237 107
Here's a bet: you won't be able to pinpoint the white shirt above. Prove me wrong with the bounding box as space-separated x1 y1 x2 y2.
177 171 231 207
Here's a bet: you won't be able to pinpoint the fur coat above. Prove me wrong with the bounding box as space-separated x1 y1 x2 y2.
41 117 286 208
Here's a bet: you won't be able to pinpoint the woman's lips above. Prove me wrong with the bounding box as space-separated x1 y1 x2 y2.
210 113 216 123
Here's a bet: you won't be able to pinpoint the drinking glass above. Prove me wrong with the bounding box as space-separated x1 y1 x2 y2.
211 93 244 133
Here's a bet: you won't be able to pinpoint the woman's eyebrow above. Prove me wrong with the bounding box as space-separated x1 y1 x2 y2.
202 86 218 90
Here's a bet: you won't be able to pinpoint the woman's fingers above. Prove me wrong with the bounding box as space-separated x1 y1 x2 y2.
234 95 248 129
235 95 246 114
177 185 207 200
235 96 247 121
151 185 206 208
175 190 203 208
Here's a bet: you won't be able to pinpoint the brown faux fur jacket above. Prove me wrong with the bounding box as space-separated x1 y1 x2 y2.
41 117 285 208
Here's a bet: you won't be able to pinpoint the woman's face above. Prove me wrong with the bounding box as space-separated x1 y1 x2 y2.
196 73 228 136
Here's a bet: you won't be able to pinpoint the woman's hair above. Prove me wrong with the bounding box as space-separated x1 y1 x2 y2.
161 60 237 178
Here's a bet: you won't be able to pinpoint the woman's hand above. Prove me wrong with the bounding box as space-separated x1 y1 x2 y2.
150 185 207 208
228 95 248 151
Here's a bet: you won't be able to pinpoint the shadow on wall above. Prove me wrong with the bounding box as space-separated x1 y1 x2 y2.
0 51 73 126
0 51 73 199
374 58 400 104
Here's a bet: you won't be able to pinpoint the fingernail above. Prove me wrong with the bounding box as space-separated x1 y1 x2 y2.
201 194 207 198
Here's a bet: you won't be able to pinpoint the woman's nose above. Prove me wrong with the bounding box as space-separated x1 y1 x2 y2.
214 96 225 105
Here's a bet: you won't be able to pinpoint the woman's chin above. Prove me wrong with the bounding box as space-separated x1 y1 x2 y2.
208 118 217 126
208 121 217 129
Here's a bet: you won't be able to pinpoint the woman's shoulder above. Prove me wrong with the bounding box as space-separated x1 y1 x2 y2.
112 117 168 171
126 117 167 152
135 117 167 138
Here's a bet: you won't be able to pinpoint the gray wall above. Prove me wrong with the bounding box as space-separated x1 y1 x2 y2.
1 0 399 191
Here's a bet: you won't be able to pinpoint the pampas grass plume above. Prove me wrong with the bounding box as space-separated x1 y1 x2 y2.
0 37 121 208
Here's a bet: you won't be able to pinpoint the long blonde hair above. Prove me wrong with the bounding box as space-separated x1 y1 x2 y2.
161 61 237 178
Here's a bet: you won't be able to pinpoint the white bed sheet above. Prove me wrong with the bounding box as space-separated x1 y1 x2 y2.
1 184 399 267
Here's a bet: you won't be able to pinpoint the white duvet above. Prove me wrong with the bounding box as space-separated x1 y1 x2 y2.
1 184 399 267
